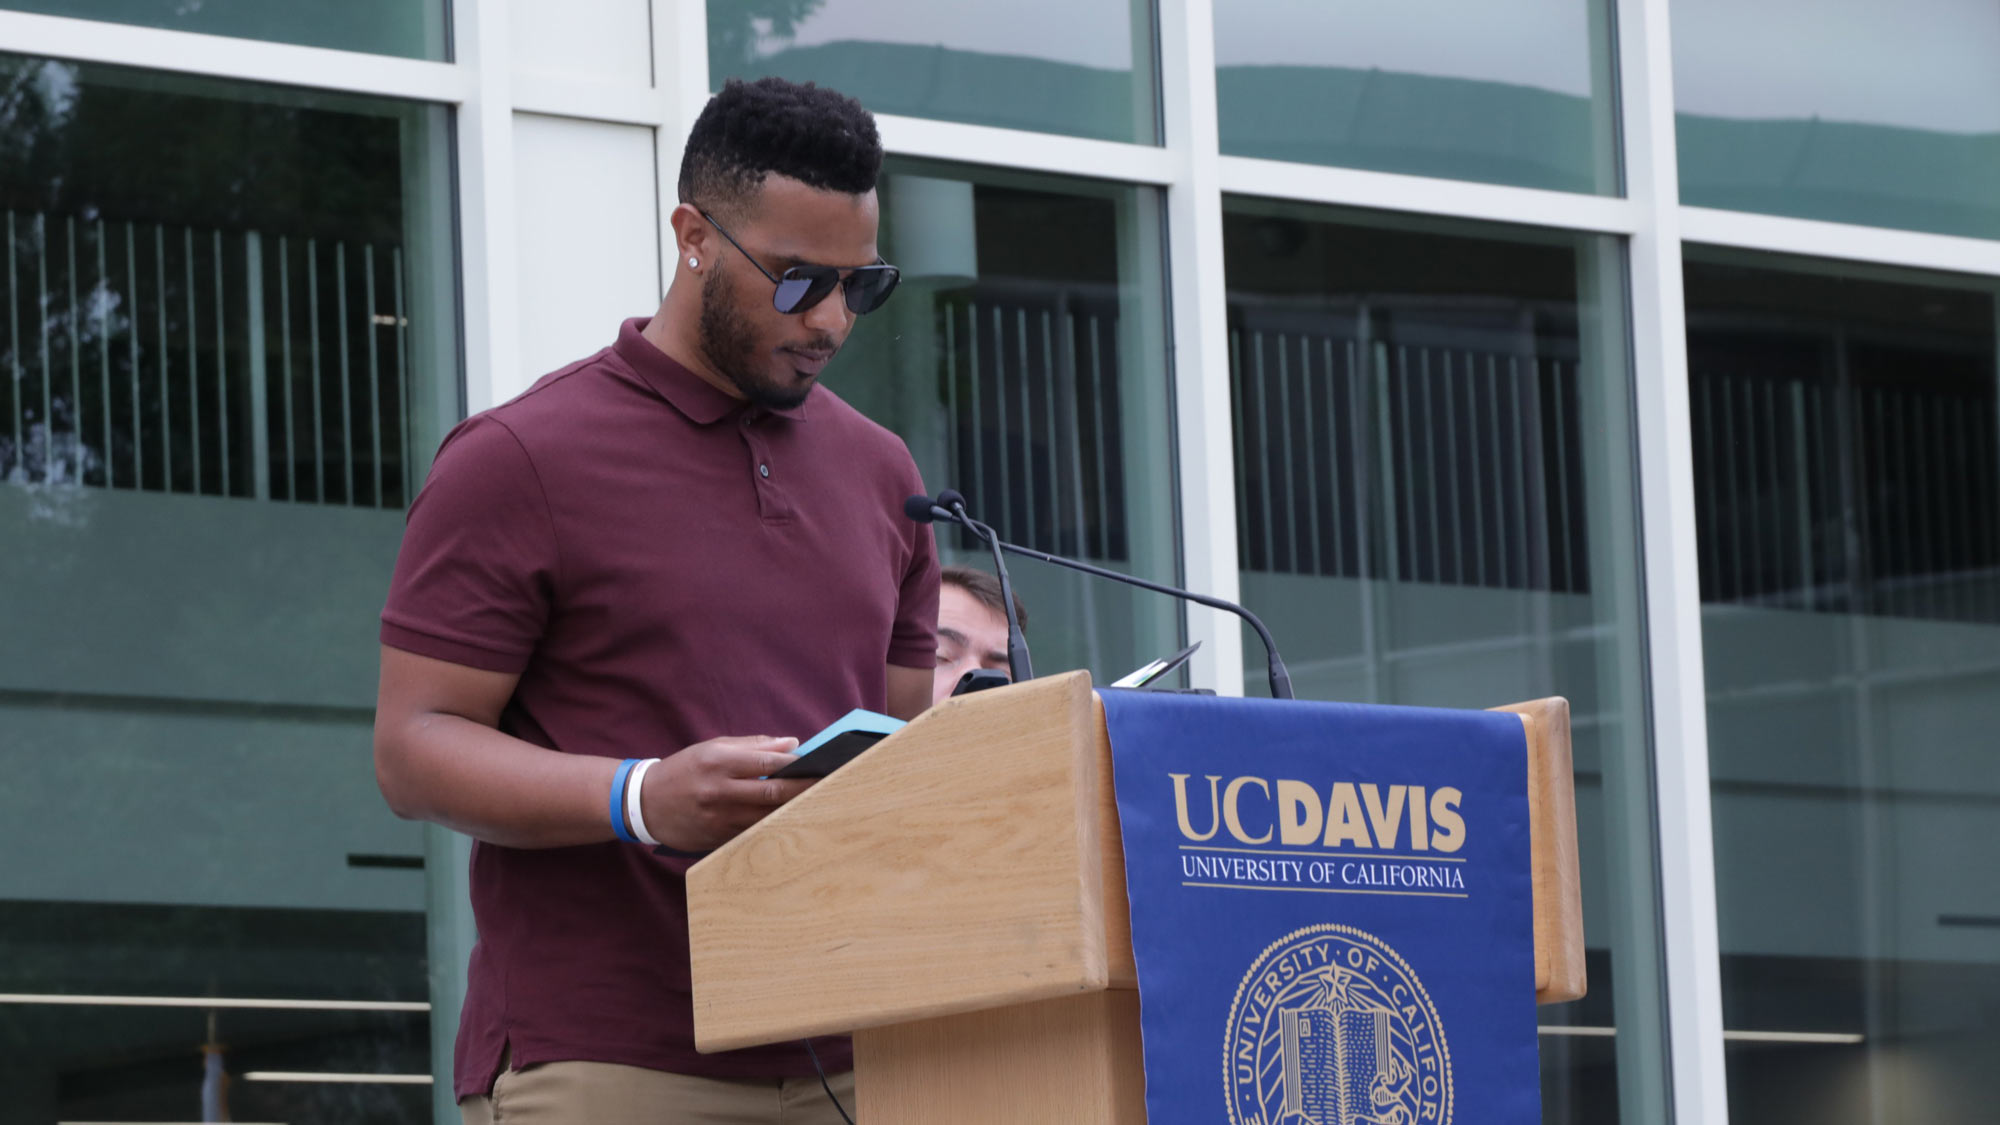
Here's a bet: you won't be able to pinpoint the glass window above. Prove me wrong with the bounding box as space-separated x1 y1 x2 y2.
0 56 457 1122
829 160 1180 679
1223 198 1669 1123
1674 0 2000 239
1 0 448 60
707 0 1159 144
1214 0 1619 195
1687 252 2000 1121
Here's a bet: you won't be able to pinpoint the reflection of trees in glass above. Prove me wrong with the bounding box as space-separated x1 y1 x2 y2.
0 57 421 504
708 0 826 75
0 61 86 485
0 59 81 170
0 56 407 241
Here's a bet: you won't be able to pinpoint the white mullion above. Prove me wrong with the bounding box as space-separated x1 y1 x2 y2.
657 0 713 137
1220 155 1641 236
1682 206 2000 279
1157 0 1245 696
1617 0 1731 1121
512 75 669 128
454 1 519 414
0 9 467 103
653 0 711 299
878 114 1177 187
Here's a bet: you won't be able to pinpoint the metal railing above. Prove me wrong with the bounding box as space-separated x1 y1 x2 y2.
1230 326 1588 595
1 210 415 509
941 296 1128 562
1691 365 2000 625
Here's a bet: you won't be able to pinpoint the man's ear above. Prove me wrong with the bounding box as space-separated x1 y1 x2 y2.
668 202 713 266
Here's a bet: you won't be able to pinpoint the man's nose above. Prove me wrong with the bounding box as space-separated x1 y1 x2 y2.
803 286 855 337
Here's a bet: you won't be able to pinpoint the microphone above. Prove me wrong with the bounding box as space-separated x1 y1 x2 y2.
905 490 1294 700
902 494 952 524
905 491 1033 685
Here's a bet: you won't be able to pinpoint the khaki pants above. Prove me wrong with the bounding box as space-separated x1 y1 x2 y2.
460 1058 857 1125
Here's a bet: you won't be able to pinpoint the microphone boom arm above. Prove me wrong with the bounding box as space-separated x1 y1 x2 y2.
991 539 1293 700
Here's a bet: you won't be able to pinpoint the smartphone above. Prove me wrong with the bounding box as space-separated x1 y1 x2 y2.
951 668 1011 697
769 730 893 779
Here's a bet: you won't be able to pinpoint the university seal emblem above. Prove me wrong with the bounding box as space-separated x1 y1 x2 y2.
1223 924 1453 1125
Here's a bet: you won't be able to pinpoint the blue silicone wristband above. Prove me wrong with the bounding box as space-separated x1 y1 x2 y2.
609 758 641 843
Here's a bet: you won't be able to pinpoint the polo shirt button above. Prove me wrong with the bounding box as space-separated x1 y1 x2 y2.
758 463 770 478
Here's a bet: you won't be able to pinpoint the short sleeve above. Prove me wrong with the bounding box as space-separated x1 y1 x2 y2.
888 483 942 670
380 415 559 674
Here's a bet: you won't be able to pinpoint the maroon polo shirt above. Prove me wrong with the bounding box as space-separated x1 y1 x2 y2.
380 318 940 1098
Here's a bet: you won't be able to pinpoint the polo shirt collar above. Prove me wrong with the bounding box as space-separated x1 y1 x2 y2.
614 317 813 424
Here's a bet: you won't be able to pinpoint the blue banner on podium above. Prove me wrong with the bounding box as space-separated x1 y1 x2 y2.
1101 690 1539 1125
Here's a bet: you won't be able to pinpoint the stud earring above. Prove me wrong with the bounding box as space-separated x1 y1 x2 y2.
688 256 698 268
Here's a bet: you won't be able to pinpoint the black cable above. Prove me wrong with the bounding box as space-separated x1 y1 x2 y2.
803 1038 855 1125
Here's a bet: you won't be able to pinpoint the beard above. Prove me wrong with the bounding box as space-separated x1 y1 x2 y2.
697 267 823 411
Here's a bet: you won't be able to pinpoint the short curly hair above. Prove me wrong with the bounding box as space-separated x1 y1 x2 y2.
677 77 882 219
942 564 1028 631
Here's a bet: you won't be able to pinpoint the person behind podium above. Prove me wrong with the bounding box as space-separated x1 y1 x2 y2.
932 564 1028 705
372 77 939 1125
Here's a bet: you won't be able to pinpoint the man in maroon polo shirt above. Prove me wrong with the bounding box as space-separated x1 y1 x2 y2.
373 78 939 1123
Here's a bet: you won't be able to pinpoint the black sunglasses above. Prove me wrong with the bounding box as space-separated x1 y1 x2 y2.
700 211 900 316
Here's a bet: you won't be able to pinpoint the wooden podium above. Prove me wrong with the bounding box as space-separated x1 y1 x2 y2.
686 671 1583 1123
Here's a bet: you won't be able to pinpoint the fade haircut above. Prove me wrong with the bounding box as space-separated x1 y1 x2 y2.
677 77 882 222
941 564 1028 632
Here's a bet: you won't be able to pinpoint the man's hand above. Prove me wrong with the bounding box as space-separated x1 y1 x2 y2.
641 736 812 852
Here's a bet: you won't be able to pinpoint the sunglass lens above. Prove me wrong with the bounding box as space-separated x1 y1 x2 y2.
772 273 833 314
844 266 900 315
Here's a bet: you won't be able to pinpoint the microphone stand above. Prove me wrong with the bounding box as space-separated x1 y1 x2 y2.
944 500 1034 685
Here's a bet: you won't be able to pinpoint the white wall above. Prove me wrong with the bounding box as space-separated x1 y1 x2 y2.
508 113 664 397
510 0 653 86
498 0 666 401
